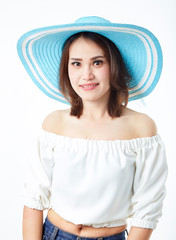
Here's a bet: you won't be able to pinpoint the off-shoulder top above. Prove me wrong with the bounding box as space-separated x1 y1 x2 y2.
23 129 168 229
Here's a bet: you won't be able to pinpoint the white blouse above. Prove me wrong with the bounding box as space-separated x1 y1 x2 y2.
23 129 168 229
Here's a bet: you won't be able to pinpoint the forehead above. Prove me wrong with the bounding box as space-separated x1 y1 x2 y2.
69 37 105 57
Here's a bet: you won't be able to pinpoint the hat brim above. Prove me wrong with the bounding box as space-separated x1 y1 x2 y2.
17 20 163 104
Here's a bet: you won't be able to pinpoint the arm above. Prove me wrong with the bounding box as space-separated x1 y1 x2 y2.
22 115 57 239
23 206 43 240
127 227 153 240
129 115 167 239
22 130 55 239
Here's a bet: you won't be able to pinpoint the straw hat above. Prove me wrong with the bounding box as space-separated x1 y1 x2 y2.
17 16 163 104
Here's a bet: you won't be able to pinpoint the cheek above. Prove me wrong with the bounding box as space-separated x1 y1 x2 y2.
68 68 79 91
68 67 78 84
105 64 110 76
68 66 72 81
100 65 110 82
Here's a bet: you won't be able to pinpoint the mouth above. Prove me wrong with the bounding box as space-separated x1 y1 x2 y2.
79 83 99 89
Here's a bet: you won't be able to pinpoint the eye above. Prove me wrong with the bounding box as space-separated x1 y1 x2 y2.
71 62 81 67
93 60 103 66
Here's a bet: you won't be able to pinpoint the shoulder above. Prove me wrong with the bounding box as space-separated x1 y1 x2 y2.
122 108 157 138
42 109 70 133
134 112 157 138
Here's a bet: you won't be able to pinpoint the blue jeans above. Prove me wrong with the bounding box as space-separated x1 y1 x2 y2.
43 217 127 240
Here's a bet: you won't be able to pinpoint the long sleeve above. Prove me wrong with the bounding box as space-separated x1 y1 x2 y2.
23 132 55 210
130 135 168 229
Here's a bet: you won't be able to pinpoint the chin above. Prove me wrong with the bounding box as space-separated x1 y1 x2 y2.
82 95 109 103
76 88 110 103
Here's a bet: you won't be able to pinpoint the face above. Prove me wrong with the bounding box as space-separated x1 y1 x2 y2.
68 37 110 103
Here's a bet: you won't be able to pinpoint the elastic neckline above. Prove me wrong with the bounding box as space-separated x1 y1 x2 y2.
41 128 160 143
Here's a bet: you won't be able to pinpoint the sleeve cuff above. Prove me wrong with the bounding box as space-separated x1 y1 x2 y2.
23 197 50 211
130 217 157 229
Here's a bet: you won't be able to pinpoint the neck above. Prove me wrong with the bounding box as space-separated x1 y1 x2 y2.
81 99 110 121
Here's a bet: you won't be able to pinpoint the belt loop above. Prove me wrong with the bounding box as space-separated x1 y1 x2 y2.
50 226 59 240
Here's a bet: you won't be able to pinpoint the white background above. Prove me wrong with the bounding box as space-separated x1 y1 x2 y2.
0 0 175 239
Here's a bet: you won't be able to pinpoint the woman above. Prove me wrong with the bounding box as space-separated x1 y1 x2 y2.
17 16 167 240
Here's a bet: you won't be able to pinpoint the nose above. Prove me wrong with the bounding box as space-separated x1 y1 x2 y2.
82 66 94 81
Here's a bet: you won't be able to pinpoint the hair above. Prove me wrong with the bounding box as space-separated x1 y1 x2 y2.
59 31 131 118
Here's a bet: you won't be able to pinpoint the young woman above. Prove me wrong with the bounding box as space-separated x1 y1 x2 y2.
17 16 167 240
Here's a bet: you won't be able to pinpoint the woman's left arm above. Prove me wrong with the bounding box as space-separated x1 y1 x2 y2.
127 227 153 240
128 116 168 239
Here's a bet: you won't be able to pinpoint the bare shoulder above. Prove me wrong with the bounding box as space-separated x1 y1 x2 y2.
134 112 157 138
42 109 70 133
123 108 157 138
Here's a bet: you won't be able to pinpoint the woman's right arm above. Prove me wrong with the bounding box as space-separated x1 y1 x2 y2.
22 114 57 239
23 206 43 240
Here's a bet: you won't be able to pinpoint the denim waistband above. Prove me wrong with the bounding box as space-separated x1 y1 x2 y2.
43 217 127 240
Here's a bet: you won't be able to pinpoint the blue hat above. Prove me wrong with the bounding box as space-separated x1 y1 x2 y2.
17 16 163 104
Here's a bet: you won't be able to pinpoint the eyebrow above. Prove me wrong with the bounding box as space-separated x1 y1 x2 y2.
70 56 105 61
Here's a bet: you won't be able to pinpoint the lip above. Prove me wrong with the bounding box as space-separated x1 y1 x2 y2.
79 83 99 91
79 83 99 86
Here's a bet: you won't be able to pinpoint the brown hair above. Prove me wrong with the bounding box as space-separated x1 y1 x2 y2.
59 32 131 118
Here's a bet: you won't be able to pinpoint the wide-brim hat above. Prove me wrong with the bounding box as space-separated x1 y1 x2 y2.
17 16 163 104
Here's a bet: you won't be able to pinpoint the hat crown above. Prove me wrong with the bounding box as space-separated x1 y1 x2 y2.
74 16 111 24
